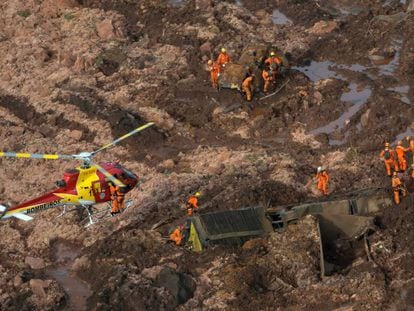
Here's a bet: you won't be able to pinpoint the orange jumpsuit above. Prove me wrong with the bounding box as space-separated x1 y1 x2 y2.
391 175 406 204
109 185 119 213
169 227 183 245
110 185 125 214
315 171 329 195
380 148 398 176
410 139 414 162
216 52 231 68
242 76 254 101
186 196 198 216
395 145 408 172
208 61 220 88
262 70 272 92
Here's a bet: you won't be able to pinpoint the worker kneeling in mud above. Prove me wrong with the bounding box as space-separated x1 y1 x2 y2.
315 166 330 196
242 74 255 101
169 221 190 246
391 172 407 205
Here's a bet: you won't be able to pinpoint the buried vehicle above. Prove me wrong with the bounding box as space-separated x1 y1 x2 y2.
218 46 289 92
183 187 393 276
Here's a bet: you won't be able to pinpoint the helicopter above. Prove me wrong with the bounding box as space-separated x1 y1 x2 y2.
0 122 154 226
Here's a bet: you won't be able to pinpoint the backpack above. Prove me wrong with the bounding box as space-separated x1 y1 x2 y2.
384 149 391 160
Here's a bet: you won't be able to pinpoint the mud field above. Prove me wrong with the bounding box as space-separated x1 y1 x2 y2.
0 0 414 310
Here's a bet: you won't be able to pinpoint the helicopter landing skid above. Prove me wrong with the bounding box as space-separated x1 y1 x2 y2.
80 199 134 227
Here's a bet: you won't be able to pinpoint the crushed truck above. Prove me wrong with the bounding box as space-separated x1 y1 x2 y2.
183 187 395 277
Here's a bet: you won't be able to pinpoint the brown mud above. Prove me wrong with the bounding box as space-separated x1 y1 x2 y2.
0 0 413 310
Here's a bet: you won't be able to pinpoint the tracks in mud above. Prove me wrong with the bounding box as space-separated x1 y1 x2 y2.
46 240 91 311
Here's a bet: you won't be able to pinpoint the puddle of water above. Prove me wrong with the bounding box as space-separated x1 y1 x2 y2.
272 9 292 25
169 0 184 7
311 83 372 135
387 85 411 104
393 127 414 144
46 242 91 311
293 61 343 82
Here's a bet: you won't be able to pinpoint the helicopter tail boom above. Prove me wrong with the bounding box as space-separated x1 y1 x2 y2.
0 205 33 221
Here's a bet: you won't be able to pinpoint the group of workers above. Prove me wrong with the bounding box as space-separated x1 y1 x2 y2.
169 191 201 246
380 137 414 204
207 47 284 101
312 136 414 202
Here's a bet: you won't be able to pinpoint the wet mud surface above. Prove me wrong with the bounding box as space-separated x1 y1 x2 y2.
0 0 414 309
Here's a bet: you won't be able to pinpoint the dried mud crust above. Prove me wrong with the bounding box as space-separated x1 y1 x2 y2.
0 0 413 310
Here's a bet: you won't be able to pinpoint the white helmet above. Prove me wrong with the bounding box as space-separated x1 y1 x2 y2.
317 166 323 173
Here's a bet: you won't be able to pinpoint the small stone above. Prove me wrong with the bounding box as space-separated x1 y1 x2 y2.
25 257 45 270
29 279 47 298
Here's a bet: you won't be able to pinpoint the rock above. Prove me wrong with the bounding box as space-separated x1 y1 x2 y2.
69 130 83 140
409 0 414 12
71 256 91 272
96 19 114 40
360 108 371 128
25 257 45 270
199 41 212 54
13 275 23 287
308 21 338 35
207 163 224 175
312 91 323 105
40 0 78 17
161 159 175 169
29 279 47 298
57 50 75 67
195 0 212 10
142 265 164 280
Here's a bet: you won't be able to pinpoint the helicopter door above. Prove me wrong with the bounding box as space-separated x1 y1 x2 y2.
91 180 107 202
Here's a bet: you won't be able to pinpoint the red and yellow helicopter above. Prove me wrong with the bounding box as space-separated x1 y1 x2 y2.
0 122 154 225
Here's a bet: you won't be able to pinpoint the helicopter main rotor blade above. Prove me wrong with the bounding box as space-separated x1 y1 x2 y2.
92 122 154 155
0 152 75 160
91 161 126 187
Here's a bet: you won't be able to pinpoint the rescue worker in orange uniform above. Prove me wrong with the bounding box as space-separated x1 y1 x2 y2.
395 140 409 172
380 142 399 176
186 192 201 216
207 59 220 89
169 225 184 245
216 47 231 68
315 166 329 196
262 69 272 93
407 136 414 162
109 179 126 216
391 172 406 205
242 74 255 101
264 52 282 73
109 181 119 215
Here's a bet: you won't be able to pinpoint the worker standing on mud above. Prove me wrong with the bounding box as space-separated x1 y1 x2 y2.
395 141 409 172
216 47 231 68
109 181 119 216
391 172 406 205
207 59 220 89
242 74 255 101
380 142 398 176
315 167 329 196
262 69 273 93
186 192 201 216
264 52 282 75
109 177 126 216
